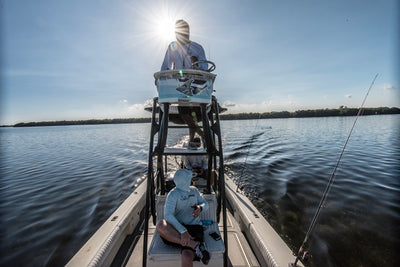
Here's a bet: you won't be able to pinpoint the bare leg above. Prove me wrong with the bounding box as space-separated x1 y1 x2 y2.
180 113 204 141
181 249 195 267
156 220 198 267
189 111 204 140
156 219 198 249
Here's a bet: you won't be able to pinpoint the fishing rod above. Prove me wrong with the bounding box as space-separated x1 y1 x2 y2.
290 73 379 267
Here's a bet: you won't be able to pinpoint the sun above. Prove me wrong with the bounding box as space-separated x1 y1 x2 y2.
130 2 192 53
154 17 176 43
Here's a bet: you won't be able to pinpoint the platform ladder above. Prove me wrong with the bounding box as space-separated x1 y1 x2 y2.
142 96 228 267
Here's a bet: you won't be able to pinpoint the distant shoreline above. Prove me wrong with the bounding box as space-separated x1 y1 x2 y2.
5 107 399 127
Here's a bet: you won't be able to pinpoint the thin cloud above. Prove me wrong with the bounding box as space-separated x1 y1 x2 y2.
261 100 273 105
144 99 154 107
383 84 396 91
128 103 146 111
223 101 236 107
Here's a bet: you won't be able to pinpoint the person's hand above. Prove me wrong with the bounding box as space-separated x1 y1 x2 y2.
191 205 201 217
180 231 194 247
198 168 204 176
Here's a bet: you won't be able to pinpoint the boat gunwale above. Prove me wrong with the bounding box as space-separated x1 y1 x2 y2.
66 181 147 267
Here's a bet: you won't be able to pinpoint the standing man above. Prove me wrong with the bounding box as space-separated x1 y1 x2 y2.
161 19 208 71
160 19 207 141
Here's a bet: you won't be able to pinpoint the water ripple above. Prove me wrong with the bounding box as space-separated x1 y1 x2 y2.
1 117 399 266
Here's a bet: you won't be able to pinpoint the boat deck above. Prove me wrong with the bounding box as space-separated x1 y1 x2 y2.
126 210 260 267
66 73 302 267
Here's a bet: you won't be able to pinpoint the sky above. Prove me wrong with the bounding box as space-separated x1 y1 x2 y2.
1 0 399 125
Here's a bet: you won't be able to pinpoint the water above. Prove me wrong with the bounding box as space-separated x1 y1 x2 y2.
1 115 399 266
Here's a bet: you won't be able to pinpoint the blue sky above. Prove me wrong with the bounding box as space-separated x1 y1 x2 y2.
1 0 399 125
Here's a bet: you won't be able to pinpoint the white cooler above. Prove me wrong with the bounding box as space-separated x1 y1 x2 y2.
154 70 216 105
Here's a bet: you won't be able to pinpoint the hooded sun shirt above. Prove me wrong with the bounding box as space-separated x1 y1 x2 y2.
164 169 209 234
160 40 208 71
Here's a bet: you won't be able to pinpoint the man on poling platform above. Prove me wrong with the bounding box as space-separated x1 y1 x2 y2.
161 19 208 142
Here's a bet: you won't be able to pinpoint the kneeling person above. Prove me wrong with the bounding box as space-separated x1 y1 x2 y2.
185 137 208 179
156 169 210 266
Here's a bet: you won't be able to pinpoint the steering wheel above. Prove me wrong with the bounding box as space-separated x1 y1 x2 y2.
192 60 216 72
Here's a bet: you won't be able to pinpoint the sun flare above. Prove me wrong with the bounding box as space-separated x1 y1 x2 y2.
154 18 176 42
131 2 192 55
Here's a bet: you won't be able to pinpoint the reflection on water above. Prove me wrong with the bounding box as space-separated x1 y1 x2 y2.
1 115 399 266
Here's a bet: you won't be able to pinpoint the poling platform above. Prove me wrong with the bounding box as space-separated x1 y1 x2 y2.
67 68 304 267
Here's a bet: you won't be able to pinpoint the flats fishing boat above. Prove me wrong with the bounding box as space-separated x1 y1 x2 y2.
67 62 303 267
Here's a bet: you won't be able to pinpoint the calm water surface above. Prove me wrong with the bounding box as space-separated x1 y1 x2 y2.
1 115 399 266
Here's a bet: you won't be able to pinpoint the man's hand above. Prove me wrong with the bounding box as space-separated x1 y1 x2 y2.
180 230 194 247
193 168 204 176
191 205 202 217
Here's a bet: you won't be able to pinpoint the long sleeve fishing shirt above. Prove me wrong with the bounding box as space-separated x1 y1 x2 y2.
161 41 208 71
164 186 209 234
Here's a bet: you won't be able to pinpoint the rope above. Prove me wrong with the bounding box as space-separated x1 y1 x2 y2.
292 73 379 266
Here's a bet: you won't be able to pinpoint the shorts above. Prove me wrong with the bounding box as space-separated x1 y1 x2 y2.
161 224 204 260
178 106 202 119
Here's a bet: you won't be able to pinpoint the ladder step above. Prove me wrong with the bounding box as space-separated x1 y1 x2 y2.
163 148 208 155
167 125 203 129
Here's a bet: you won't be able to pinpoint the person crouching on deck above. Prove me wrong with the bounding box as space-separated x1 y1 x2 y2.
156 169 210 266
184 137 208 178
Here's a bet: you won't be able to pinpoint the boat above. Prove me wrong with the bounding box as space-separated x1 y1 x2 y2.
67 63 304 267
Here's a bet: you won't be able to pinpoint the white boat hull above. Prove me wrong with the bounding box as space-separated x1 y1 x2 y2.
67 177 302 267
